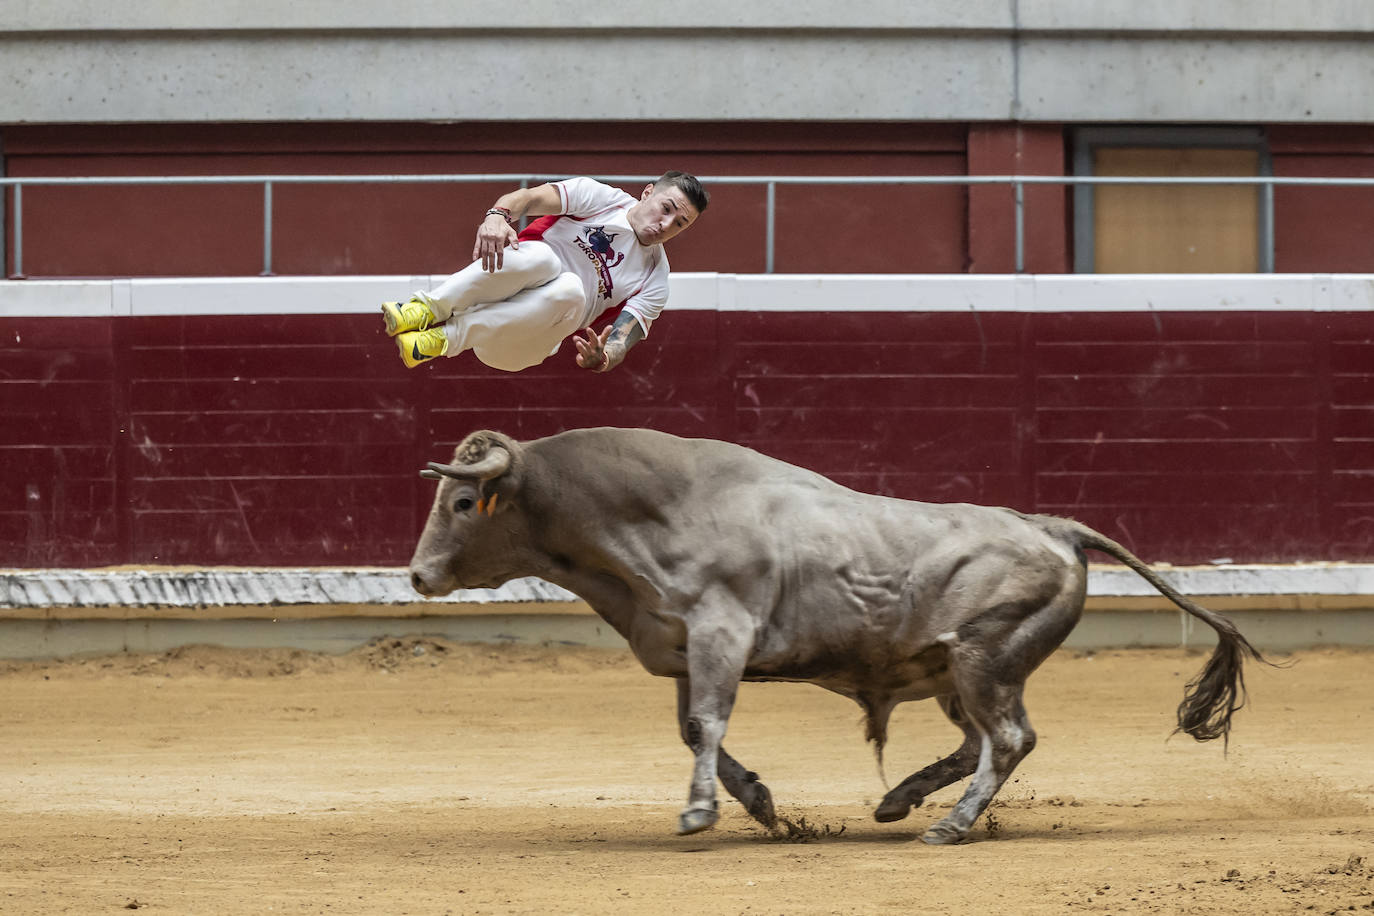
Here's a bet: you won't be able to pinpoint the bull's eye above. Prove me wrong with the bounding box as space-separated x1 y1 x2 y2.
454 497 476 513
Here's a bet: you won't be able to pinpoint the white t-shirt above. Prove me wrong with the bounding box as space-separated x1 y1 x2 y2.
517 177 670 335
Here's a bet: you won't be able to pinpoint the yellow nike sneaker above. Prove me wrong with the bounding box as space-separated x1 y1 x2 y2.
381 292 439 337
396 327 449 368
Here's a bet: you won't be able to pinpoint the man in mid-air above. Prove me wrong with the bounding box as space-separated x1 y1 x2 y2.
383 171 708 374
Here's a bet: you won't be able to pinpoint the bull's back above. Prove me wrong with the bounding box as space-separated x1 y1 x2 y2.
527 429 1086 683
534 426 1083 603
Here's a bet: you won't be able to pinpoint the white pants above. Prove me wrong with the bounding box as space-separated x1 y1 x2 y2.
425 241 588 372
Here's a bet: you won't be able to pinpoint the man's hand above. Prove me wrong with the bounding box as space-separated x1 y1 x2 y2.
574 325 623 372
473 215 519 272
470 184 562 272
574 311 645 373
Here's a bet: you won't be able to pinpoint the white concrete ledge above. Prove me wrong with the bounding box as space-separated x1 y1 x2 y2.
10 2 1373 38
3 1 1013 32
4 565 1373 614
1086 563 1374 598
0 569 579 616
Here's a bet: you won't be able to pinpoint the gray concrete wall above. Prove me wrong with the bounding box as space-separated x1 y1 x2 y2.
2 1 1372 124
5 608 1371 659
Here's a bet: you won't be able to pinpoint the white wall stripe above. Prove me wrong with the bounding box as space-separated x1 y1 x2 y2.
7 273 1374 318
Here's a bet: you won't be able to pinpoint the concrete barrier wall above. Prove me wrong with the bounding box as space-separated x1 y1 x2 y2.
2 2 1372 122
2 565 1372 657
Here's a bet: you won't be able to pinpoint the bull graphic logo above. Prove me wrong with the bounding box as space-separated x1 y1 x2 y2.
576 225 625 300
584 225 618 256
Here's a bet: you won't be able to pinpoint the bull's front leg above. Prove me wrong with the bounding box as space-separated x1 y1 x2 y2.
675 679 777 831
676 613 753 836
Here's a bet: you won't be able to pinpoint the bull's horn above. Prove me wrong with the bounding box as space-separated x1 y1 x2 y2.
457 446 511 479
422 446 512 481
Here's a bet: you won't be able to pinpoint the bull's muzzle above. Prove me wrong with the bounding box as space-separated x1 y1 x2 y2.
409 568 449 597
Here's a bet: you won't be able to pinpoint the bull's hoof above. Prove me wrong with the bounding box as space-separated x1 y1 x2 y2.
873 796 917 823
743 783 777 831
920 821 968 845
677 805 719 836
876 785 927 822
874 801 910 823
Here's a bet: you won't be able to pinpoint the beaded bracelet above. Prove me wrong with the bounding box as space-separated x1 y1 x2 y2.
484 207 514 223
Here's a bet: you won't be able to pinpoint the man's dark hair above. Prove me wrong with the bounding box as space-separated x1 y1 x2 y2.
655 170 710 214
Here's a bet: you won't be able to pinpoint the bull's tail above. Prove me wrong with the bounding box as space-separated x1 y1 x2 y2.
1069 521 1277 747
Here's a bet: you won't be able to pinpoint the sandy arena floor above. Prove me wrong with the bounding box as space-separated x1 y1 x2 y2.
0 640 1370 915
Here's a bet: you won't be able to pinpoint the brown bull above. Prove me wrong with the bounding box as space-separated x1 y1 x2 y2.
409 427 1270 844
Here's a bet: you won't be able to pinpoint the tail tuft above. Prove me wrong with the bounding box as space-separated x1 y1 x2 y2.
1070 520 1284 750
1174 619 1273 748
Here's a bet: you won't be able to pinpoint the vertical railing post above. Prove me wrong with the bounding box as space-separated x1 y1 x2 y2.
11 183 22 278
261 181 274 276
765 181 776 274
1260 179 1275 273
1014 179 1025 273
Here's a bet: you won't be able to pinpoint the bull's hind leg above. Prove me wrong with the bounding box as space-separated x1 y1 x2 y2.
915 572 1083 843
921 660 1036 845
874 695 980 823
675 679 777 831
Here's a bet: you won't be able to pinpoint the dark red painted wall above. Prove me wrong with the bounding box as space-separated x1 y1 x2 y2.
4 310 1370 568
3 122 979 278
1270 126 1374 272
10 122 1374 278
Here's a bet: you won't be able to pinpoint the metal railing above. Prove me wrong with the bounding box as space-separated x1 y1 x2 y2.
6 172 1374 276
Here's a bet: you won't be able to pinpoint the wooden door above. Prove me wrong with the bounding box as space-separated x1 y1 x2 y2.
1093 147 1260 273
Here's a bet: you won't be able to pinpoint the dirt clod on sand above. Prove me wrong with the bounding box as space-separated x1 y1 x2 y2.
1 643 1371 914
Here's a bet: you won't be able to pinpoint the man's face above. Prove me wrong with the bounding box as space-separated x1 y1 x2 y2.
627 182 701 246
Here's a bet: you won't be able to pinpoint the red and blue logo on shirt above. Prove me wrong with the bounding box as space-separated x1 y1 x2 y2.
575 225 625 300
